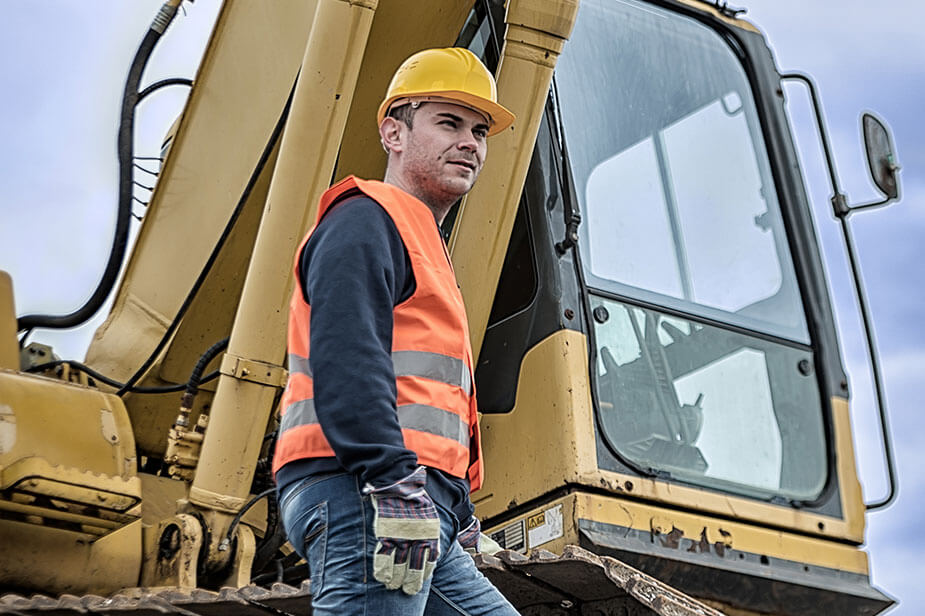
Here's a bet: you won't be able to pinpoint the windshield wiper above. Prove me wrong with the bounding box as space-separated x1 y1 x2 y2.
549 77 582 256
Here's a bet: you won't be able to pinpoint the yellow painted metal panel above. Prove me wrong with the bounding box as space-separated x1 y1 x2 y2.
0 371 142 593
0 370 138 488
832 396 866 539
475 329 598 516
0 272 17 370
0 518 142 595
484 492 870 578
574 493 870 574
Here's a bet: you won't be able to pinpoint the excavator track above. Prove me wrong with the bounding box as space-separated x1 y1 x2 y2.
0 546 723 616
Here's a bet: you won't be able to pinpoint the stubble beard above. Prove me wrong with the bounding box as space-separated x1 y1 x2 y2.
408 158 479 220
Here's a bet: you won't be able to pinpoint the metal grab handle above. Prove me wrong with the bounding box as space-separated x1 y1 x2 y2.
780 71 898 510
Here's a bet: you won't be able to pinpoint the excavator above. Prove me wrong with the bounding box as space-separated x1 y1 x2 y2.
0 0 903 614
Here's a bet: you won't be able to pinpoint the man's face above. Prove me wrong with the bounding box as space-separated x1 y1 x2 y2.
397 102 489 207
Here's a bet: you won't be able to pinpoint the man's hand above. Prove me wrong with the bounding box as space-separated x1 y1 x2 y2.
457 517 503 556
365 466 440 595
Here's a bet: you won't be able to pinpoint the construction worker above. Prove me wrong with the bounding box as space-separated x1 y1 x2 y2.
272 48 520 615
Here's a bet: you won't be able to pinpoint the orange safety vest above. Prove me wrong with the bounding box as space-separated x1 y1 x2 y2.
272 176 483 491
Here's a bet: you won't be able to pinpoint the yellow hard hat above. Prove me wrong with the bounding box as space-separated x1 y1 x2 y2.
377 47 515 137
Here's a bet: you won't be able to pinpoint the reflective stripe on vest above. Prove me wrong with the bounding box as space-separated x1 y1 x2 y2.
280 351 471 447
285 350 472 394
281 400 469 449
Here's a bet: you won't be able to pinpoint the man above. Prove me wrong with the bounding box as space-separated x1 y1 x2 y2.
272 48 520 616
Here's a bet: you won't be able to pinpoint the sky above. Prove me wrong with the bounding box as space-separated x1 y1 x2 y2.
0 1 921 613
745 3 925 613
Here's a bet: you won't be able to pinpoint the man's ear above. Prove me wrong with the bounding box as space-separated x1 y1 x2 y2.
379 117 404 154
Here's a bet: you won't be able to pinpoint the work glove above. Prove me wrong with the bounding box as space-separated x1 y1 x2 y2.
364 466 440 595
457 517 503 556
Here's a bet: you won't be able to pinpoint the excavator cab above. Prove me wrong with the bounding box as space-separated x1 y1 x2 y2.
468 1 894 614
559 0 823 501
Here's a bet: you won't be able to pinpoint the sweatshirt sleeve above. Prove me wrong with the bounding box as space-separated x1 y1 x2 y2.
300 196 418 488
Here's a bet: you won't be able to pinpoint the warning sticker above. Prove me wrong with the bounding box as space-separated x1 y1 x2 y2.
527 504 563 548
490 519 526 553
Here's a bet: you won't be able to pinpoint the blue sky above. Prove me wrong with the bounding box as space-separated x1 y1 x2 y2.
1 2 921 613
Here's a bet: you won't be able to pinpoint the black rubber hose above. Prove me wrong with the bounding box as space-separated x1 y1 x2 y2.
26 359 127 389
252 494 287 576
138 77 193 102
219 487 276 552
16 2 180 333
179 337 229 409
25 359 219 394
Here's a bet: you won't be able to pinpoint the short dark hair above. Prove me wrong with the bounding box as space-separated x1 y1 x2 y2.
387 103 417 129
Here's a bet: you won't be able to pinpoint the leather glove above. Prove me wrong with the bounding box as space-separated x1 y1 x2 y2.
457 517 503 556
364 466 440 595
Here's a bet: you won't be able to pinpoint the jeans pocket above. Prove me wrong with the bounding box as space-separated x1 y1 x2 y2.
302 501 328 596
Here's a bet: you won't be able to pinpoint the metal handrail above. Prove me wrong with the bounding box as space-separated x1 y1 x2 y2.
781 71 898 511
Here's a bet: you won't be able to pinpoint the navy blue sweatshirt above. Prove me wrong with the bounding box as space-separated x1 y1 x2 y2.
276 194 474 527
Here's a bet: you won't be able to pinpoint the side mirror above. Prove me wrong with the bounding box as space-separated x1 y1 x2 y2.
862 112 901 201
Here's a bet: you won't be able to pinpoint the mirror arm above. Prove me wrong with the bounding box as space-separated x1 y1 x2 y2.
842 197 892 216
782 73 899 218
781 71 898 511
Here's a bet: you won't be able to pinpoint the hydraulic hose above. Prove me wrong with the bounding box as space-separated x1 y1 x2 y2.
16 1 183 332
25 359 220 394
179 337 229 410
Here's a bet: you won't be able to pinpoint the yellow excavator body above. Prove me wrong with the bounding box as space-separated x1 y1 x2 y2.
0 1 897 615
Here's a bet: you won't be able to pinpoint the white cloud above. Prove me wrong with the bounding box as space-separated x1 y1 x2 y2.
748 1 925 74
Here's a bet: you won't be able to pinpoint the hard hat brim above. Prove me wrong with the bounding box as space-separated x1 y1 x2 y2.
377 90 515 137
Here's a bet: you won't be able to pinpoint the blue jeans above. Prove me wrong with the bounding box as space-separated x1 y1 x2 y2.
279 472 520 616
